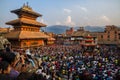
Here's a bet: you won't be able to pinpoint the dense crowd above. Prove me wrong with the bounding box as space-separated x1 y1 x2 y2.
0 44 120 80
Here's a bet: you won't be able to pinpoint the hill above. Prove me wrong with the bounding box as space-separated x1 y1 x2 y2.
41 25 105 34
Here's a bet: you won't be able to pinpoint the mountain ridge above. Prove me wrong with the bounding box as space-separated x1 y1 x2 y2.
41 25 105 34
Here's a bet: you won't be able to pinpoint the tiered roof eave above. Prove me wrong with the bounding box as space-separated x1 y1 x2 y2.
5 31 49 39
11 5 42 17
6 18 47 27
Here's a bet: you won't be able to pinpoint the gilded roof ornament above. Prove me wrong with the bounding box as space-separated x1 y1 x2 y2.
22 2 32 11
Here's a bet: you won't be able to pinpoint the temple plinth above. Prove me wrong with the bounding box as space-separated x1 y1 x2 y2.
5 4 50 48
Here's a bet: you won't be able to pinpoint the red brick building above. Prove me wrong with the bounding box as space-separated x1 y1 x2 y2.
66 27 74 35
92 25 120 46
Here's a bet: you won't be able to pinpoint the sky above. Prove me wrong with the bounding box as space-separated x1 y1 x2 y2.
0 0 120 27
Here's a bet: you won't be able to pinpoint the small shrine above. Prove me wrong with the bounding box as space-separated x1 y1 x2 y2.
83 34 97 51
83 34 96 46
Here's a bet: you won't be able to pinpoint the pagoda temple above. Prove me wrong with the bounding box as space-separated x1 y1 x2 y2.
5 4 50 48
83 34 97 46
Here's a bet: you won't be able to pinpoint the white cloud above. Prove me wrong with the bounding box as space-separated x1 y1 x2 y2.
100 15 110 22
40 18 44 23
66 16 71 23
80 7 88 12
63 8 72 14
65 16 75 26
76 5 88 12
56 21 61 25
40 18 48 24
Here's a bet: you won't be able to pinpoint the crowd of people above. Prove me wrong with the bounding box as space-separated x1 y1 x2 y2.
0 44 120 80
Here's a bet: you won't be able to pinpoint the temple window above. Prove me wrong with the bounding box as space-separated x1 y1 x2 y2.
107 35 110 41
108 35 110 38
114 35 117 41
115 31 117 34
101 35 103 39
23 42 26 46
31 42 38 45
119 34 120 40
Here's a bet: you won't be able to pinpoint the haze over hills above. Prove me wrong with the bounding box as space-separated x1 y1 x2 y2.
41 25 105 34
41 25 70 34
84 26 105 32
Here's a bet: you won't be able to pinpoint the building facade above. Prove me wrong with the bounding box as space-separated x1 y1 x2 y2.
71 27 97 47
59 25 120 47
72 25 120 47
92 25 120 46
57 27 97 47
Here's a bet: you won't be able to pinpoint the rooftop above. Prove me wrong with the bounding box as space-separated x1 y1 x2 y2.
11 3 42 17
71 31 90 37
6 18 46 27
5 31 49 39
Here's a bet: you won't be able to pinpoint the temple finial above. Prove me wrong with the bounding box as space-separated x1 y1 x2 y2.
23 3 25 7
27 2 29 7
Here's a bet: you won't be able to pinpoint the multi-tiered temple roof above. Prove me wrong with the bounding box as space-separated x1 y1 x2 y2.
5 4 51 48
6 4 46 27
